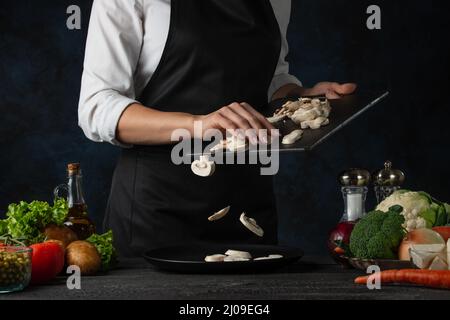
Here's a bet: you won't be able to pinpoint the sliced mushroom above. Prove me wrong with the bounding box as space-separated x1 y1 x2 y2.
210 139 227 152
223 256 250 262
290 108 319 124
205 254 227 262
301 117 329 130
225 249 252 260
268 254 284 259
285 101 302 112
311 98 321 108
321 104 332 117
226 136 248 152
253 254 284 261
299 98 312 104
239 213 264 237
191 155 216 177
211 136 248 153
208 206 230 221
267 114 287 124
281 100 295 109
299 103 314 110
282 129 303 145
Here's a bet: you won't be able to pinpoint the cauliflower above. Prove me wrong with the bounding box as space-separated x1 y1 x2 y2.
377 190 450 231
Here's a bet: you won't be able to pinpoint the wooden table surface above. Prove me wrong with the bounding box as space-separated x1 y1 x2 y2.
1 256 450 300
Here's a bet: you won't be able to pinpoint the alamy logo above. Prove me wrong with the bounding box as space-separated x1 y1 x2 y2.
66 265 81 290
66 5 81 30
367 5 382 30
366 265 382 290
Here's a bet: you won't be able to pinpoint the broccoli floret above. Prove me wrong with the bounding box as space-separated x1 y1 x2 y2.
365 233 397 260
350 206 406 259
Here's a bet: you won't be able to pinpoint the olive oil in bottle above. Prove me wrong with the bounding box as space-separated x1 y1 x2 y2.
55 163 96 240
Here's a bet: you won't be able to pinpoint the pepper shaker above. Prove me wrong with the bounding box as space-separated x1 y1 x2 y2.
373 161 406 204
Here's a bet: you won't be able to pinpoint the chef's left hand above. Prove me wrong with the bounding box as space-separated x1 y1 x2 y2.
301 82 357 99
273 82 357 100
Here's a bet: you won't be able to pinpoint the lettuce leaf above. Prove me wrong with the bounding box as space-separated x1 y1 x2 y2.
0 198 68 244
87 230 117 272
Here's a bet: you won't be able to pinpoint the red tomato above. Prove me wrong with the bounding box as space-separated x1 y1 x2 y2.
30 242 65 285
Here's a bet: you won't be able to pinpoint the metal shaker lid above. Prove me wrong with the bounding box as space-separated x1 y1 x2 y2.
373 161 405 186
338 168 371 187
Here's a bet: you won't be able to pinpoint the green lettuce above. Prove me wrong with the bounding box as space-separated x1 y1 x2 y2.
0 198 68 244
87 230 117 272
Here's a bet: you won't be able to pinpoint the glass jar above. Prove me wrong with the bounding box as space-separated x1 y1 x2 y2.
0 246 32 294
54 163 96 240
328 169 370 266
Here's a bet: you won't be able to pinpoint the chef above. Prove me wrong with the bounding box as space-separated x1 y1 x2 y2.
78 0 356 257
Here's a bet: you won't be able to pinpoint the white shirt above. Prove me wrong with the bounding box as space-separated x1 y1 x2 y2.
78 0 301 146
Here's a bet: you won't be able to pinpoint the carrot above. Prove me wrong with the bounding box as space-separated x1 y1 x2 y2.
334 247 345 255
355 269 450 289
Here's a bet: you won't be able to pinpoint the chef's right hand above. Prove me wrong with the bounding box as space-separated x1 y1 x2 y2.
195 102 277 144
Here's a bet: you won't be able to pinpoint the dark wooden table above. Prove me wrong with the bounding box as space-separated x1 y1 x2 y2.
1 256 450 300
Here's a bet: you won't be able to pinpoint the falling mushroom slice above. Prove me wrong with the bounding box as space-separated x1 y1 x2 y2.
239 213 264 237
208 206 231 221
225 249 252 260
191 155 216 177
253 255 283 261
268 254 284 259
223 256 250 262
204 254 227 262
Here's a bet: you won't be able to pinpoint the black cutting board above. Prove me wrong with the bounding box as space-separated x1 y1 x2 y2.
189 91 389 156
266 91 389 152
144 244 303 274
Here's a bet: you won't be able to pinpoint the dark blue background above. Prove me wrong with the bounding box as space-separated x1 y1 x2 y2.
1 1 449 254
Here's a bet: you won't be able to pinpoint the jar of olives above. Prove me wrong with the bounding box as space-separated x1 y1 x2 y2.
0 246 32 293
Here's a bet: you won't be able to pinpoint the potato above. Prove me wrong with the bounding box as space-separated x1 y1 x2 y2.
44 225 78 248
66 241 101 275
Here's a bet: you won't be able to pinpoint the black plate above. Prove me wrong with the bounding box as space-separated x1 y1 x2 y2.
266 90 389 152
143 244 303 274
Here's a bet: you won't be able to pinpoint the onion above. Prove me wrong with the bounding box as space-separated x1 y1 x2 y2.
327 222 355 253
398 228 445 261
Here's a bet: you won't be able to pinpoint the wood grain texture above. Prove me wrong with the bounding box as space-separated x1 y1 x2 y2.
1 257 450 300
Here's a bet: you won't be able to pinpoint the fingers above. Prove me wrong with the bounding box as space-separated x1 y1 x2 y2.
240 102 275 131
240 102 277 144
325 89 342 100
331 83 357 95
219 105 258 144
217 102 274 144
214 112 238 134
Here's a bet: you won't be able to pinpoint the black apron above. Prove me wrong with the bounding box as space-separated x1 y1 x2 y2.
105 0 282 257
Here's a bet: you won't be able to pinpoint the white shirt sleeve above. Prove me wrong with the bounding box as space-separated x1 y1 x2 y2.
78 0 144 147
269 0 302 101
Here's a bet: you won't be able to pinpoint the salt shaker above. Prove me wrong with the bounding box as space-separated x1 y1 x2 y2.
338 168 371 222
